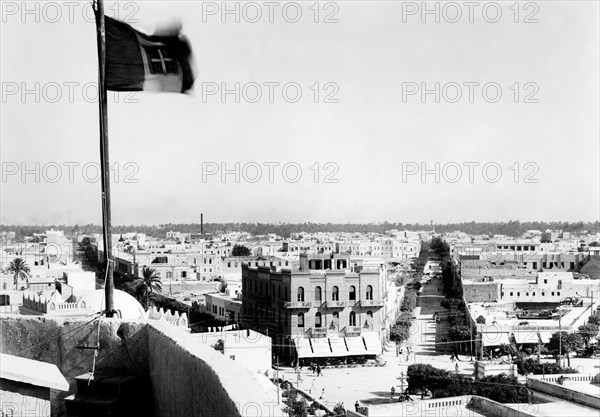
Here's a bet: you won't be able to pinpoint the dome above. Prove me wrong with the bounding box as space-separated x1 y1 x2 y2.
81 289 146 320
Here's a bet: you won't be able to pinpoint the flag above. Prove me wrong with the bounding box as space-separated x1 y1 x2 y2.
105 16 195 93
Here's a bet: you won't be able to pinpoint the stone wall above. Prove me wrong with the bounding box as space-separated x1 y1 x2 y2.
147 321 283 417
526 377 600 409
0 315 149 416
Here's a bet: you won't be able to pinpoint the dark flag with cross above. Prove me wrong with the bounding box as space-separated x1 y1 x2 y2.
105 16 195 93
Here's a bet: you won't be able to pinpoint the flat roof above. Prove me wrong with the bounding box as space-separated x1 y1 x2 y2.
0 353 69 391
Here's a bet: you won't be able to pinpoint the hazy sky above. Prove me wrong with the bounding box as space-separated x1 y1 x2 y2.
1 1 599 225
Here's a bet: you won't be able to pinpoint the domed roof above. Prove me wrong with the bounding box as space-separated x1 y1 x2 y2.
81 289 146 320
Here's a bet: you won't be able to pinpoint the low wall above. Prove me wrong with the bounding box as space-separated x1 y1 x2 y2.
147 321 283 417
468 396 536 417
364 396 537 417
526 377 600 409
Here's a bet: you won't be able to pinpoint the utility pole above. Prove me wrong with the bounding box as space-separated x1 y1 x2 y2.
276 356 280 404
558 309 562 369
93 0 115 317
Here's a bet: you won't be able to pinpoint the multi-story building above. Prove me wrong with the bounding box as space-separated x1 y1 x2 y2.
242 253 385 363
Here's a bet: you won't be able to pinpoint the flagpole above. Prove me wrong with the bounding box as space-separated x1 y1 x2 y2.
94 0 115 317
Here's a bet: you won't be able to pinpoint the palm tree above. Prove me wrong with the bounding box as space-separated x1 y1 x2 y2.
6 258 30 290
134 267 162 309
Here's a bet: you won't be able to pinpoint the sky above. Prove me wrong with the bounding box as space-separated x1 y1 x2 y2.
1 1 599 225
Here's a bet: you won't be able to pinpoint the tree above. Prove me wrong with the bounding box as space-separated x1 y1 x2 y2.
578 323 599 347
282 389 308 417
134 267 163 309
547 331 584 367
6 258 30 290
231 244 251 257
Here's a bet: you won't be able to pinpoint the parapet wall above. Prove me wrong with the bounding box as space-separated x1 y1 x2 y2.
147 321 283 417
526 376 600 409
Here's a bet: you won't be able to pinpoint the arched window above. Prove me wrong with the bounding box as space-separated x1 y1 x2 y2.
332 286 339 301
349 285 356 301
297 287 305 302
349 311 356 327
315 286 322 302
331 312 339 328
366 310 373 328
315 312 322 328
298 313 305 328
366 285 373 300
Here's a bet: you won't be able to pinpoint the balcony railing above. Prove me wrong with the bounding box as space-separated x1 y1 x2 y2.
360 299 384 307
311 328 327 338
326 300 345 308
285 301 312 309
345 326 361 337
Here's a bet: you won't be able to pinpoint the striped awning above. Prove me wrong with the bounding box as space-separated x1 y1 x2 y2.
345 336 367 355
329 336 349 357
310 338 332 358
362 332 381 355
513 330 540 344
294 338 313 359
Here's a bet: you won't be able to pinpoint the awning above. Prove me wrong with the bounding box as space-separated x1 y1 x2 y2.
294 338 313 359
362 332 381 355
345 336 367 355
310 338 332 358
513 330 540 344
329 336 348 357
538 332 551 344
481 332 510 347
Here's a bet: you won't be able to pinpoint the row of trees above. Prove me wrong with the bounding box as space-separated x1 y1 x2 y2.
4 220 599 241
407 364 529 403
390 288 419 343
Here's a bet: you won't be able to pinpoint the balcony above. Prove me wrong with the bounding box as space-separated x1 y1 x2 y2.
345 326 361 337
360 299 384 307
325 300 346 308
284 301 312 309
311 328 328 338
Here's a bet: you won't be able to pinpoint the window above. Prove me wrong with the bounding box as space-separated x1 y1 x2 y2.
544 279 547 284
166 271 172 279
182 271 187 278
517 292 520 297
298 313 305 328
557 292 560 296
366 310 373 327
297 287 305 302
510 292 513 296
551 292 554 296
542 292 545 296
315 286 322 302
332 312 339 327
349 285 356 301
349 311 356 327
315 312 322 328
532 292 536 296
332 286 339 301
366 285 373 300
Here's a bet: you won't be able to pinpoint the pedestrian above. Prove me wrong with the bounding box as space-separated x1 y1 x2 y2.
320 388 325 400
390 386 395 399
316 365 322 377
355 401 360 412
455 363 459 373
450 354 455 362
